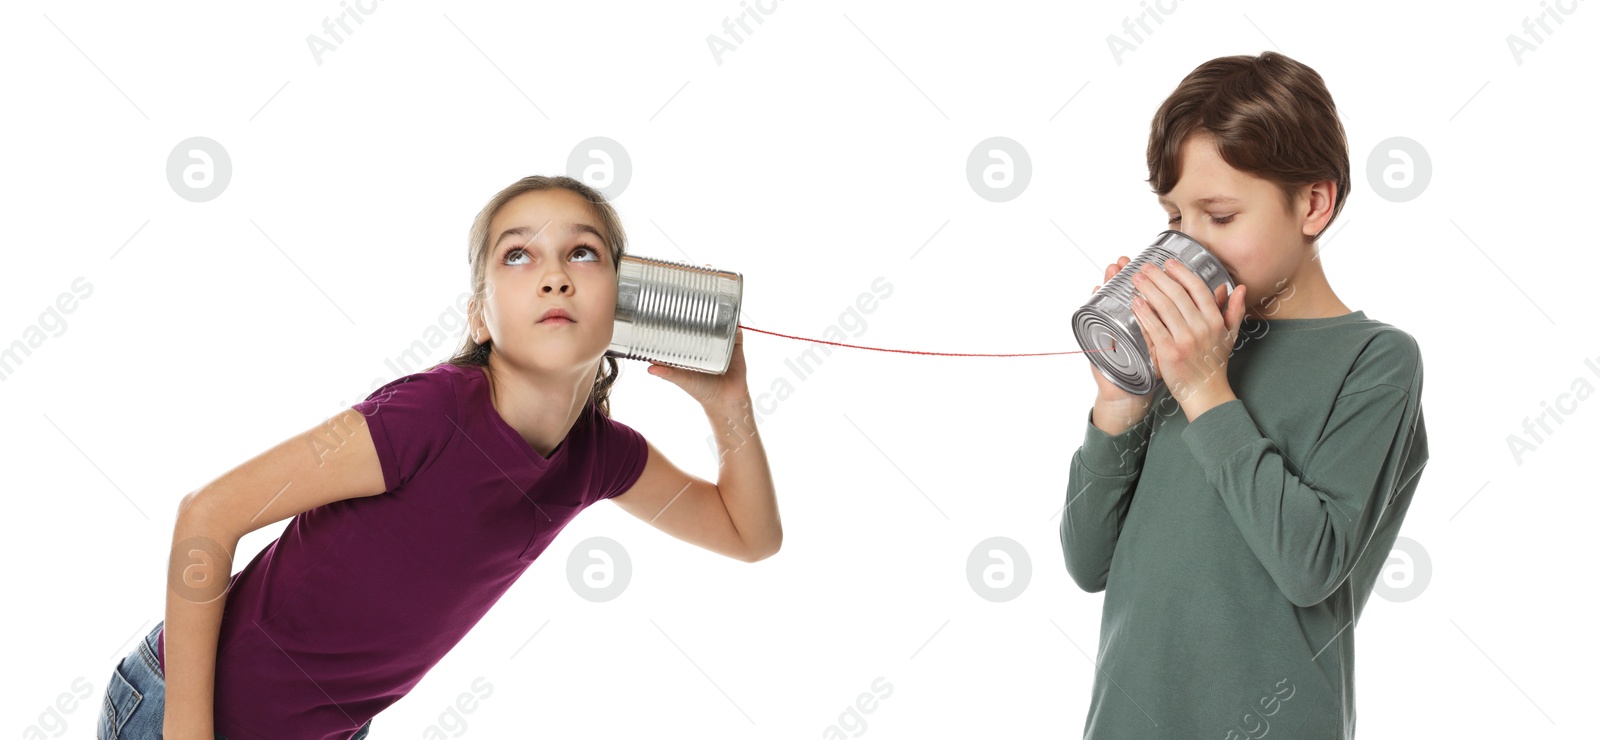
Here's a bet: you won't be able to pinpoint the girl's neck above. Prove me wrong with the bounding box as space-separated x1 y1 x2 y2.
479 360 594 458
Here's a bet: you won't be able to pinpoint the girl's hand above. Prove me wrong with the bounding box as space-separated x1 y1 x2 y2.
647 327 751 408
1129 257 1246 415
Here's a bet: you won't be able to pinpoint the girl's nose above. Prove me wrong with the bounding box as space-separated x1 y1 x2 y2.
540 274 571 294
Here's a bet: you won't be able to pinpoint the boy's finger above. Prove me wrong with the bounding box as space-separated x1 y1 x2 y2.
1160 260 1219 321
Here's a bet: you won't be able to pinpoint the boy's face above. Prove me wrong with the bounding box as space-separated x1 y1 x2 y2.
1158 133 1314 319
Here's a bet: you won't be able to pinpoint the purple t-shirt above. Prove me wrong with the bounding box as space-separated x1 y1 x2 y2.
158 362 648 739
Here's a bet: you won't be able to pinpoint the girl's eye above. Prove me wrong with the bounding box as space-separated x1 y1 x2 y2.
1167 214 1181 225
505 245 602 265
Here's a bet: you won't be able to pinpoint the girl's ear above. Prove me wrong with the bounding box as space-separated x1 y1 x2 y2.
467 298 484 342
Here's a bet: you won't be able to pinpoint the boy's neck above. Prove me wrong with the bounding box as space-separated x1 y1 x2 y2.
1247 256 1353 321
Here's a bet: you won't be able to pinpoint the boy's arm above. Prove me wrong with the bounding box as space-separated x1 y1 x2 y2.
1059 400 1155 592
1180 383 1426 608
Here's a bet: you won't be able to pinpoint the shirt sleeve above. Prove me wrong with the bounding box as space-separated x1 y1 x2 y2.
1060 402 1156 593
594 411 650 502
1180 333 1428 608
350 369 461 492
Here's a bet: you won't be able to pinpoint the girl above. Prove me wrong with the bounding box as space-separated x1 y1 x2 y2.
97 175 782 739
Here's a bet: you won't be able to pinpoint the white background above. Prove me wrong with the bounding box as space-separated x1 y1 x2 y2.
2 1 1594 738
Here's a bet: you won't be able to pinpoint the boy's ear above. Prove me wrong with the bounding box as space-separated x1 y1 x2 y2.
1299 180 1337 239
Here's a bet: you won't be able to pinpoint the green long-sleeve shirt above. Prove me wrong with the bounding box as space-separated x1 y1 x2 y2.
1061 309 1429 739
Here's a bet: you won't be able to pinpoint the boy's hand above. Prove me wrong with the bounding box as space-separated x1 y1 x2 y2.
1130 258 1246 421
1089 257 1157 405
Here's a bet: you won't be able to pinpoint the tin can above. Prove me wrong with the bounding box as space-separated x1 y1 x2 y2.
606 254 743 375
1071 230 1236 396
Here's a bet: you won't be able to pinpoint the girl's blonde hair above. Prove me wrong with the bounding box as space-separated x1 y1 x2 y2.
443 175 629 417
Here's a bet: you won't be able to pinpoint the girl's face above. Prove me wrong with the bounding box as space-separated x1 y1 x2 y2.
1158 133 1327 320
472 188 618 377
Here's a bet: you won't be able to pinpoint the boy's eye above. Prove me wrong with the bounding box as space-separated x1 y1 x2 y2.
1166 214 1235 225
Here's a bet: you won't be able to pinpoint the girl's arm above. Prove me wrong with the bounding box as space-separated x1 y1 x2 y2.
164 407 387 737
612 399 780 562
611 329 782 562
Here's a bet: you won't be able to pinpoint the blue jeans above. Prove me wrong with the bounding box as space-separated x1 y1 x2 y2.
98 621 372 739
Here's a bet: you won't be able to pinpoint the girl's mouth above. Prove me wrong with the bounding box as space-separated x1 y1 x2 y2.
538 307 576 323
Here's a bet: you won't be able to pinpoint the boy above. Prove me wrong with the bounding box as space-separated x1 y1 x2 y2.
1060 52 1429 739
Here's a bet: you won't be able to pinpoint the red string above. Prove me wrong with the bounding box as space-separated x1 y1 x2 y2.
737 324 1116 358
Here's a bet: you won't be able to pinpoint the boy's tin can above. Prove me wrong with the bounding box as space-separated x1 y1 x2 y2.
607 254 743 375
1071 230 1236 396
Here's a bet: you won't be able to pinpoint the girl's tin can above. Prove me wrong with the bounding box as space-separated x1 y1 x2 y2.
607 254 743 375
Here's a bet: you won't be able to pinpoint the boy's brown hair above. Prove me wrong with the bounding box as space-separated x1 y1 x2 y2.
1147 51 1350 240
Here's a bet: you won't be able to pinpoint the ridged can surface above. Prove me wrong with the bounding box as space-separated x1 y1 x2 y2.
607 254 743 374
1071 230 1236 396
